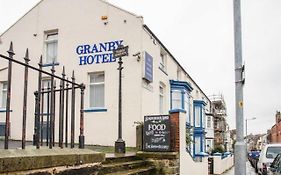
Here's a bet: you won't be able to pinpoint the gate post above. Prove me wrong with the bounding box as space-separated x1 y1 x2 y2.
22 49 30 149
35 57 43 149
65 79 69 147
49 64 55 149
5 42 15 149
46 83 50 146
59 67 66 148
34 91 39 147
79 84 85 149
71 71 75 148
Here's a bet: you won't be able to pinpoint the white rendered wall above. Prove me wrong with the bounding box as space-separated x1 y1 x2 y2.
213 155 234 174
0 0 211 147
0 0 144 146
179 112 208 175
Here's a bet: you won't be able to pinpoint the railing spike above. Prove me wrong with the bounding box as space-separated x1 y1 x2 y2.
39 55 43 63
7 41 15 56
62 66 66 76
24 49 30 62
72 70 75 79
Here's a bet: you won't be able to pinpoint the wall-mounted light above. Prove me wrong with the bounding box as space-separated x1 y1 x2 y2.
101 16 108 25
101 16 108 20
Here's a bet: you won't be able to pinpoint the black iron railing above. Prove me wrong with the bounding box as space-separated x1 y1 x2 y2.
0 42 85 149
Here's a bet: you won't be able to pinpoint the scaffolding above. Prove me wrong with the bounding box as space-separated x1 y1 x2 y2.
209 94 228 148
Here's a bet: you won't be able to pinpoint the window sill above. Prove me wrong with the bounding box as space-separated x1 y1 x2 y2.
195 152 209 157
169 109 186 114
0 109 13 113
42 62 60 67
159 66 168 76
84 108 107 113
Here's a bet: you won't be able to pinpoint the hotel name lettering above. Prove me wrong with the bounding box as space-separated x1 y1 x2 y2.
76 40 123 65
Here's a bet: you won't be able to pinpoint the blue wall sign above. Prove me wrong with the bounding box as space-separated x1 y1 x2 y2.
76 40 123 65
144 52 153 82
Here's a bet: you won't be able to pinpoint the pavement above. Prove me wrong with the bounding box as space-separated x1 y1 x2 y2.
222 160 257 175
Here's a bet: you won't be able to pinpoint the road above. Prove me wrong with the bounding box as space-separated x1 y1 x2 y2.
223 161 257 175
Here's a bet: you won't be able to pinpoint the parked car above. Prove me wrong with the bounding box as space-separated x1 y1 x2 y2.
248 150 260 173
268 153 281 175
257 144 281 175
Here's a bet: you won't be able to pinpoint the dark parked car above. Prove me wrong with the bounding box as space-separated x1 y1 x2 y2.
268 153 281 175
248 150 260 173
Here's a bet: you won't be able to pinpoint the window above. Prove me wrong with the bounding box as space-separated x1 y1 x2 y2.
42 79 51 113
195 137 201 155
207 116 211 128
159 83 165 114
0 122 5 136
171 90 182 109
266 146 281 159
89 72 105 108
194 106 201 127
184 93 190 123
159 51 167 71
45 32 58 64
202 110 206 128
1 82 7 108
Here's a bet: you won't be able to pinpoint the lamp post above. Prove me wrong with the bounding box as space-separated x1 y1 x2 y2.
245 117 256 151
233 0 246 174
245 117 256 138
113 45 129 154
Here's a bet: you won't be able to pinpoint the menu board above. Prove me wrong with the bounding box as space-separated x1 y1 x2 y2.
143 115 170 152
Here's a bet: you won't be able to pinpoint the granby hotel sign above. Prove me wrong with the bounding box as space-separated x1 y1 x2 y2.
76 40 123 65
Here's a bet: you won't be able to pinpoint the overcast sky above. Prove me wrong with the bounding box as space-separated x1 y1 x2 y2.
1 0 281 135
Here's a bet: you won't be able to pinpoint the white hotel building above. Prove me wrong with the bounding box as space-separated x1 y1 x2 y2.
0 0 213 157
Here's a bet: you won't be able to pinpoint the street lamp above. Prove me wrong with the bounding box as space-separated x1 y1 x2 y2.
245 117 256 152
245 117 256 138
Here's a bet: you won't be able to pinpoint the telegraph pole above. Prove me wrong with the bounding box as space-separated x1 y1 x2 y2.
233 0 246 175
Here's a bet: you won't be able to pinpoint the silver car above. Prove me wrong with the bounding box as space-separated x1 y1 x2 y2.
268 153 281 175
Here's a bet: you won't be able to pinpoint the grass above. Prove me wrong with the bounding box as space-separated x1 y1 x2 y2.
1 139 138 153
84 145 137 153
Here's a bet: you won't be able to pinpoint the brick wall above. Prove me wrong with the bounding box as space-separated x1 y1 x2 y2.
170 112 179 152
270 122 281 143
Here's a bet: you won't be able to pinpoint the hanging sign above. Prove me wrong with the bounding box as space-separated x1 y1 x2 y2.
113 45 129 58
143 52 153 82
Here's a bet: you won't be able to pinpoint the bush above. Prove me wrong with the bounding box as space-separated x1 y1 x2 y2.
212 145 225 154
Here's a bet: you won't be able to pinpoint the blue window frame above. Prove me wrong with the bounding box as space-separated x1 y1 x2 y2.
193 100 207 157
170 80 193 155
169 80 193 114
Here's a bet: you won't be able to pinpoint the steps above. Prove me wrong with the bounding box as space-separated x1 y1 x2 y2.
98 154 156 175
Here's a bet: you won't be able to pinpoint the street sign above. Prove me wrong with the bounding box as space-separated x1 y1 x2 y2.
113 45 129 58
143 115 171 152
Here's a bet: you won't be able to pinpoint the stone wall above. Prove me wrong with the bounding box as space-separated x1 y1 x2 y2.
0 148 104 174
137 152 179 175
